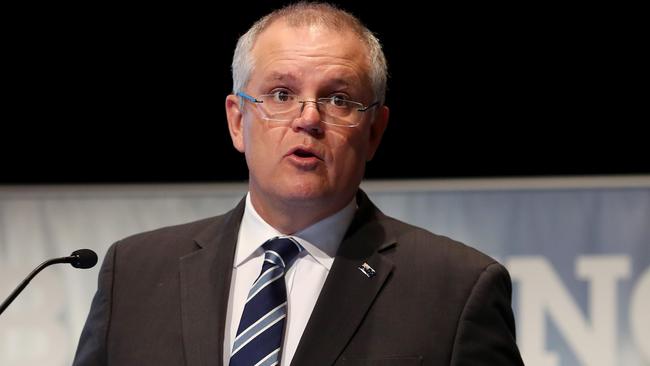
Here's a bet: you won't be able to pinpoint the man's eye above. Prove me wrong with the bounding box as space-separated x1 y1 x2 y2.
273 91 291 102
330 96 349 107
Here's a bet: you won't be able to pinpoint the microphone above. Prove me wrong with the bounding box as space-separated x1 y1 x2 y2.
0 249 98 316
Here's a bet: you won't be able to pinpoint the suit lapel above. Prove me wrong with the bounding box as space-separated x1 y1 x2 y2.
180 198 245 366
291 191 396 366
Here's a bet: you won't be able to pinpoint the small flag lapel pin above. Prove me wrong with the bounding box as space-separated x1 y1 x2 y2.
358 262 376 278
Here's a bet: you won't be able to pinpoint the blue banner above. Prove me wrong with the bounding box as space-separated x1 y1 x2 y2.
1 177 648 365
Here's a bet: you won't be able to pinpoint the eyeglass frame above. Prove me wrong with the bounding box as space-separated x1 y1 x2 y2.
236 91 379 128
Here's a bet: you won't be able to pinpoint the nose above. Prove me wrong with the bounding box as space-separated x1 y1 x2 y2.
292 100 323 135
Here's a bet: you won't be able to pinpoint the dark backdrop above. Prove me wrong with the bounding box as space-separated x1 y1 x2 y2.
3 2 646 184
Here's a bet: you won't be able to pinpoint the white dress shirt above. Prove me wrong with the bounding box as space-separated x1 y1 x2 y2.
223 193 357 366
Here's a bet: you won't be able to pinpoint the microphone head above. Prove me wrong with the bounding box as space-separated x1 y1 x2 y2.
70 249 98 269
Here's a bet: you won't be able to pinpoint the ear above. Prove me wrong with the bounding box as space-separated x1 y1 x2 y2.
225 94 245 153
365 105 389 161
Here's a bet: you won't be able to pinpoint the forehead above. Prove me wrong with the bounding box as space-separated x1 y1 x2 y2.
249 20 371 88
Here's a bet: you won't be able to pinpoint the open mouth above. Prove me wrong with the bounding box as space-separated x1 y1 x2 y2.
293 149 317 158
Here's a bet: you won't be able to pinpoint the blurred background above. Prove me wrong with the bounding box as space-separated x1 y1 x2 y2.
2 1 647 184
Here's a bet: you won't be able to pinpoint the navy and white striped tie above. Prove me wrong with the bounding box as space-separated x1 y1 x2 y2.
229 236 303 366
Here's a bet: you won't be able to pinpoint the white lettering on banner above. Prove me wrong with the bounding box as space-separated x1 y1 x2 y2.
630 266 650 362
508 256 630 366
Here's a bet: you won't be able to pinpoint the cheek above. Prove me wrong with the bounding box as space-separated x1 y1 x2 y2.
328 130 370 172
244 123 287 163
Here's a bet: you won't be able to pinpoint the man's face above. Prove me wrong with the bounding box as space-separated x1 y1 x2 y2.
226 20 389 220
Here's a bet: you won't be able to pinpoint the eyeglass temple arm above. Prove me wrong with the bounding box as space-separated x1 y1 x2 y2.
358 101 380 112
236 91 263 103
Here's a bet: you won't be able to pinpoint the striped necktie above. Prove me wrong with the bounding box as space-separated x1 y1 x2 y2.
229 236 303 366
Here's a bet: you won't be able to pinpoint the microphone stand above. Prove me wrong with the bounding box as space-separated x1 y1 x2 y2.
1 256 73 315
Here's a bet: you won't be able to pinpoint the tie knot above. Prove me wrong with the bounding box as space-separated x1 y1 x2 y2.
262 236 303 269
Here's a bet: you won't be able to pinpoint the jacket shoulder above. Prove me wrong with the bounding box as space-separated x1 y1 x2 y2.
381 215 499 272
111 213 230 258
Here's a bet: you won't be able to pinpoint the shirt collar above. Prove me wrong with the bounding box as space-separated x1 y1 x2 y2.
235 193 357 271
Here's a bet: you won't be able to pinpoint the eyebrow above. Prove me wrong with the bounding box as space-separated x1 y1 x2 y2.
264 72 354 89
326 78 352 89
266 72 299 82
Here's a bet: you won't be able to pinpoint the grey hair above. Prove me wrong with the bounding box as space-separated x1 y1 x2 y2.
231 2 388 104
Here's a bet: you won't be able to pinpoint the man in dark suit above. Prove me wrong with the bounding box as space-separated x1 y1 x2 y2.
73 2 524 365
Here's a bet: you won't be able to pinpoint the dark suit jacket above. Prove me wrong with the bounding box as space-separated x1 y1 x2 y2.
73 190 524 366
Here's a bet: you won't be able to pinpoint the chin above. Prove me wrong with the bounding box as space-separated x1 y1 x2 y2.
277 178 332 204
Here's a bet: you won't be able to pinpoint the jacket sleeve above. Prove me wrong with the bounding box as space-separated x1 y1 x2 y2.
72 242 117 366
450 262 525 366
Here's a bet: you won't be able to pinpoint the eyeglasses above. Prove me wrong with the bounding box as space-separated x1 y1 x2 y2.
236 91 379 127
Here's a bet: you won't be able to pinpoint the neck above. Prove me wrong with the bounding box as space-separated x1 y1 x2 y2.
249 191 355 234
